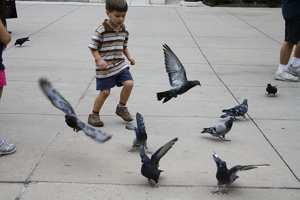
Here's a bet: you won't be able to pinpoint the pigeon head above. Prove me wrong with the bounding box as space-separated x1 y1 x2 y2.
242 99 248 105
267 83 272 88
213 153 227 169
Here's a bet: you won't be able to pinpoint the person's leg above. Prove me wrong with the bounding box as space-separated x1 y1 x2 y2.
0 87 3 99
0 86 16 156
119 80 134 106
280 41 294 65
275 19 299 81
115 68 134 122
116 80 134 122
88 90 110 127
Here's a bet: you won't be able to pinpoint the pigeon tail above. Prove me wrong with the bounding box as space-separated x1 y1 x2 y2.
201 127 214 134
157 91 170 101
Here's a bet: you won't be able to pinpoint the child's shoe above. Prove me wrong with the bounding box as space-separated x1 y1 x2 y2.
88 113 104 127
0 138 16 156
115 104 133 122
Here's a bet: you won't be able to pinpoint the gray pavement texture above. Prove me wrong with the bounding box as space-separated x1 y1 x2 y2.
0 1 300 200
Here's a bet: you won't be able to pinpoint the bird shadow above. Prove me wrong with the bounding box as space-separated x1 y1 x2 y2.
200 136 231 143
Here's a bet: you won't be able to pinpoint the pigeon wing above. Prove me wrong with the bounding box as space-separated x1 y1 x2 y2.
140 145 151 163
163 44 187 88
136 112 147 142
39 78 76 116
151 137 178 167
215 123 226 134
76 118 112 143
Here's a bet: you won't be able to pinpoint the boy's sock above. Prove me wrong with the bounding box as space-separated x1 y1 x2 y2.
291 57 300 67
118 102 126 106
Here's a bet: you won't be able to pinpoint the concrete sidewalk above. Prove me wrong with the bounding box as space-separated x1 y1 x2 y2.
0 1 300 199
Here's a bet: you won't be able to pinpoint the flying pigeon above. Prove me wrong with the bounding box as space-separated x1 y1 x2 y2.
266 83 277 96
140 137 178 186
15 37 30 46
221 99 248 120
156 44 201 103
38 78 111 143
201 116 233 141
129 112 148 152
212 153 270 194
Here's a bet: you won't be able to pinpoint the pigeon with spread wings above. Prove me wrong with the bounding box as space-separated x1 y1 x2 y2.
140 137 178 186
39 78 111 143
212 153 270 194
156 44 201 103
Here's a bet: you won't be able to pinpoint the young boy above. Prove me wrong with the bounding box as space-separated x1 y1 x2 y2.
88 0 135 127
0 20 16 156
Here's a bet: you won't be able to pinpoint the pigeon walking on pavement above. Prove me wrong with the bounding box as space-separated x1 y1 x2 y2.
15 37 30 46
212 153 270 194
266 83 277 96
140 137 178 186
129 112 148 152
39 78 111 143
201 116 234 141
221 99 248 120
156 44 201 103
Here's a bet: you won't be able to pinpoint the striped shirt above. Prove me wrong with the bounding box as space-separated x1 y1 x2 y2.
88 19 129 78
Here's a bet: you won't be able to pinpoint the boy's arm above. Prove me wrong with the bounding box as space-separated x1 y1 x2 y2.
124 47 135 65
0 20 11 46
90 48 108 69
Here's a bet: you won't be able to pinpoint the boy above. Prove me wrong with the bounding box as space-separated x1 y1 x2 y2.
274 0 300 81
88 0 135 127
0 20 16 155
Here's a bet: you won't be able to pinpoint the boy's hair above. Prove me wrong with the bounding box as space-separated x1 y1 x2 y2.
106 0 128 12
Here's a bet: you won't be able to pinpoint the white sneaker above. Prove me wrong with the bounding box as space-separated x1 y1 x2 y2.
274 69 299 82
287 64 300 77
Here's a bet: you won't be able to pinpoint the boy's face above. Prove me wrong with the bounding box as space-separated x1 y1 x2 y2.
107 10 127 27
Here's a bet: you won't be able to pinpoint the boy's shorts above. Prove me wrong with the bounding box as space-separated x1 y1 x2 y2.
96 67 133 91
285 18 300 44
0 70 7 87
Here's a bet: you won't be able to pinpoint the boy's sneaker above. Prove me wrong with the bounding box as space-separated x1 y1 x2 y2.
287 64 300 77
0 138 16 156
274 68 299 82
115 105 133 122
88 113 104 127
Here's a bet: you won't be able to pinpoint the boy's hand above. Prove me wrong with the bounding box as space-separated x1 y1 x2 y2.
95 58 108 70
128 57 135 65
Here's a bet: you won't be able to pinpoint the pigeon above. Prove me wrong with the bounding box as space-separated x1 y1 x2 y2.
129 112 148 152
15 37 30 46
266 83 277 96
201 116 233 141
221 99 248 120
212 153 270 194
156 44 201 103
38 78 111 143
140 137 178 186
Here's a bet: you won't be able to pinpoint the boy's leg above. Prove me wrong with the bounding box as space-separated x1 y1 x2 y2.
116 80 134 122
88 90 110 127
119 80 133 106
